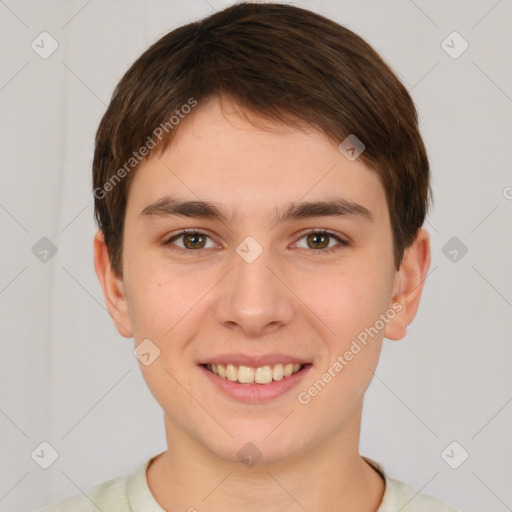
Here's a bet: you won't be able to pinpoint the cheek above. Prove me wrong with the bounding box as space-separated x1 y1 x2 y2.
124 257 193 342
313 260 392 339
305 268 389 406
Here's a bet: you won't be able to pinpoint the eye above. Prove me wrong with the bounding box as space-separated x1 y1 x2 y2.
294 229 349 254
163 228 349 254
163 229 218 251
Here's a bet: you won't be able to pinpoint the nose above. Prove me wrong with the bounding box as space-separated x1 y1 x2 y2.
213 241 295 337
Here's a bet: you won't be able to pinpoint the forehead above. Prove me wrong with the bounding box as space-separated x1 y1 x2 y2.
126 96 389 226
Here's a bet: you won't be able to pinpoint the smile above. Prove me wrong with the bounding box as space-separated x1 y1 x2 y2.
203 363 304 384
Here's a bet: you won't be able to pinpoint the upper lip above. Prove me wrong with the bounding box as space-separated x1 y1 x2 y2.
198 353 311 367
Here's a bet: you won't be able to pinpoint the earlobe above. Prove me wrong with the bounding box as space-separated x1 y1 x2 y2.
93 230 133 338
384 228 431 341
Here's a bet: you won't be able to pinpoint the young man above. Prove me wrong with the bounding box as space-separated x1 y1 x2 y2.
42 2 460 511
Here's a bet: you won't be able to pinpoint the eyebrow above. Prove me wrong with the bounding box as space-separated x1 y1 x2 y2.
139 196 373 225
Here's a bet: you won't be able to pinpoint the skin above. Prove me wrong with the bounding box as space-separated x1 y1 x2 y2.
94 95 431 512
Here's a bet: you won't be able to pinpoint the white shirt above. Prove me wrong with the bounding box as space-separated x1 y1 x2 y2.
39 454 460 511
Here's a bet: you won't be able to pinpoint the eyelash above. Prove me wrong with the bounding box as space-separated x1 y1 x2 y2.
162 228 349 255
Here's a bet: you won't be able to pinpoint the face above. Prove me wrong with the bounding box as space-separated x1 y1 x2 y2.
98 96 422 466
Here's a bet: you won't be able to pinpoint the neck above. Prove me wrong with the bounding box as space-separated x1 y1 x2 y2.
147 409 385 512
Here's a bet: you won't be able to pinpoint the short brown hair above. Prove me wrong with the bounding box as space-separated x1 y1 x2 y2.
93 1 431 275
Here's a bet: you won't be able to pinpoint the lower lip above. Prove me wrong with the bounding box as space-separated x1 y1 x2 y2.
199 364 313 403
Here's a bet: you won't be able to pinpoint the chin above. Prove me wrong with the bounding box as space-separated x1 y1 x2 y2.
206 422 309 467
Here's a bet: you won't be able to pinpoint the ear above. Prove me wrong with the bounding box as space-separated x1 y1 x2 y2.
93 230 133 338
384 227 431 341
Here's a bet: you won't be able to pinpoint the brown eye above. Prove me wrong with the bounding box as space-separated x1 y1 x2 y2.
182 232 207 249
164 230 216 251
305 232 330 249
294 230 349 254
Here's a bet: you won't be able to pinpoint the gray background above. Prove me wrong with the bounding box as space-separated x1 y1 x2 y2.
0 0 511 511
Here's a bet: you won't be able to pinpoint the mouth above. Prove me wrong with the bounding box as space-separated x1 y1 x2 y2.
200 362 310 385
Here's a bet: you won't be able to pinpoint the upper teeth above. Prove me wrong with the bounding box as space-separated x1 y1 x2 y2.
206 363 303 384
